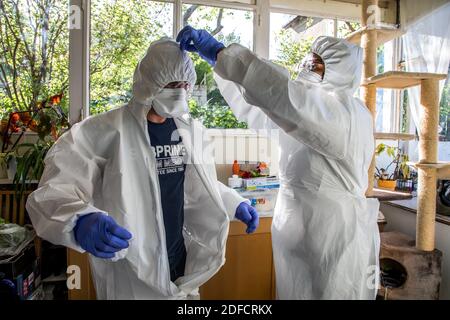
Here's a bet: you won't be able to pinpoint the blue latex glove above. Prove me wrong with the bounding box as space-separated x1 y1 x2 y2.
235 202 259 234
176 25 225 66
73 213 132 259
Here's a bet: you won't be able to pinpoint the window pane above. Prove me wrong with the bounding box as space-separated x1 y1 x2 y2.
0 0 69 129
182 5 253 49
90 0 173 115
270 13 339 78
439 73 450 141
270 12 298 63
182 4 253 129
336 20 360 38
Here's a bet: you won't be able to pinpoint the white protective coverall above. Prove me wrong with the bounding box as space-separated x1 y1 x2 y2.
26 39 248 299
214 36 380 299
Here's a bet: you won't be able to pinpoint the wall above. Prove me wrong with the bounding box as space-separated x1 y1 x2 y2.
380 202 450 300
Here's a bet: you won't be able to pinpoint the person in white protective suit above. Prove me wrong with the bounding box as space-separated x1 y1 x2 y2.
26 38 259 300
177 27 381 300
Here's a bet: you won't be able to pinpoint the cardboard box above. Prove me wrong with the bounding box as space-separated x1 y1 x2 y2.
242 176 280 190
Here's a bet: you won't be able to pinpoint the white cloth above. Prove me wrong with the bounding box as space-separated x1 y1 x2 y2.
403 3 450 137
214 36 380 300
26 39 247 299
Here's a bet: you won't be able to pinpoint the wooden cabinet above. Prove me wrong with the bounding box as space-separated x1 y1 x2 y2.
200 217 275 300
67 217 275 300
67 250 96 300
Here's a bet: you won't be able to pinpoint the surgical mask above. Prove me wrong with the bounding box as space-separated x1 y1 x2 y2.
297 69 323 83
152 88 189 118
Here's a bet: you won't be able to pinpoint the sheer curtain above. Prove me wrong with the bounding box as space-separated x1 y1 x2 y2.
402 2 450 161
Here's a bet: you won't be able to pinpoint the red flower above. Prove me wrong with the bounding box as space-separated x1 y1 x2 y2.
11 113 20 123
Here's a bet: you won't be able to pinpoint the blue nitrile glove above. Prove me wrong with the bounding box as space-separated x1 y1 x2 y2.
235 202 259 234
73 212 132 259
177 25 225 66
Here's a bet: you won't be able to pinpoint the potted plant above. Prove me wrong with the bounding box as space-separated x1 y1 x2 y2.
0 152 16 180
375 143 410 191
0 153 8 179
7 93 69 199
13 141 54 199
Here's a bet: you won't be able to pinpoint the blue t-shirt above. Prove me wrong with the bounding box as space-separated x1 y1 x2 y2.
148 118 187 282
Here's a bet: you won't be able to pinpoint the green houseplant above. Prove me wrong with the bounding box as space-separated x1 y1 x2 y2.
375 143 410 190
13 141 54 199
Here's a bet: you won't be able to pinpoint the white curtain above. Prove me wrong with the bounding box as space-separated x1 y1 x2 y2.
403 3 450 136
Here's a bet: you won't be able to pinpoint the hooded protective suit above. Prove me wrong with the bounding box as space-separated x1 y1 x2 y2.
26 38 248 299
214 36 380 299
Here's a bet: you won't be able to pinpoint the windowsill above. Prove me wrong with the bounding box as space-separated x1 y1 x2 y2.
385 197 450 226
10 131 39 136
0 179 39 185
207 129 259 137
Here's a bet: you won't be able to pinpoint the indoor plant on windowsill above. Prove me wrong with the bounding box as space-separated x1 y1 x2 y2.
9 94 69 199
375 143 410 191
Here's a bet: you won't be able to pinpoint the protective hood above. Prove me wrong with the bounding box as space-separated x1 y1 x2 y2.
310 36 363 94
132 37 197 106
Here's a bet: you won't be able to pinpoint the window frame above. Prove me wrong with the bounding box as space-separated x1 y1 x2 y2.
69 0 270 123
69 1 392 128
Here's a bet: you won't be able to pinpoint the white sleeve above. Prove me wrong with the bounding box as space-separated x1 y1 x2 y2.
26 122 107 252
214 44 350 160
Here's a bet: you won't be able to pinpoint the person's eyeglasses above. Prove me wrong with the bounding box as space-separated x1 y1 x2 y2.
165 81 190 90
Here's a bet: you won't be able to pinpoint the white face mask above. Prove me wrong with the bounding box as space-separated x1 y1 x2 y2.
152 88 189 118
296 69 323 83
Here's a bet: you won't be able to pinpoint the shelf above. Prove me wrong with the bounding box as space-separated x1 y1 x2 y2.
365 71 447 89
408 162 450 179
367 188 413 201
374 132 416 141
345 26 404 46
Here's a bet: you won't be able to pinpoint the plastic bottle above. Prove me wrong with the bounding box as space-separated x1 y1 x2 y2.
228 174 243 189
232 160 240 176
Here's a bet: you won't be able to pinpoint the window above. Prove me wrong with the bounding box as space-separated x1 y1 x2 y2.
0 0 69 118
371 37 404 135
90 0 174 115
182 4 253 129
336 20 360 38
270 13 338 77
270 12 302 76
439 70 450 141
182 4 253 49
270 12 361 79
89 1 253 129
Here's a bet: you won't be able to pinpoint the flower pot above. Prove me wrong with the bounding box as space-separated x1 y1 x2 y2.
6 156 17 180
378 179 397 191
